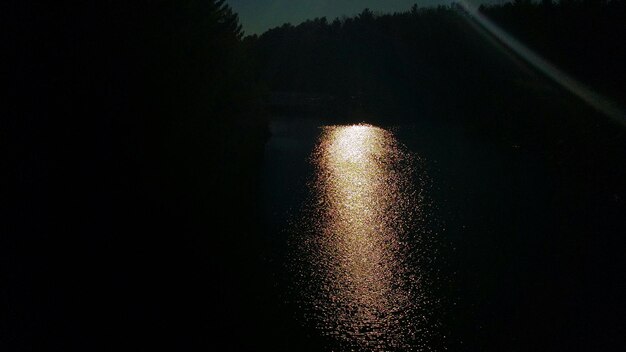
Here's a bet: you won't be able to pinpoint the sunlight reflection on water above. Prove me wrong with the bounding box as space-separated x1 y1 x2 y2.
292 124 438 351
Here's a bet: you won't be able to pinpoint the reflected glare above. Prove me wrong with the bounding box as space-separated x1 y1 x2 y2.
293 124 437 351
458 1 625 125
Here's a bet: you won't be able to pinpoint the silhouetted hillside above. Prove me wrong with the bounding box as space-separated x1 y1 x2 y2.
250 1 625 118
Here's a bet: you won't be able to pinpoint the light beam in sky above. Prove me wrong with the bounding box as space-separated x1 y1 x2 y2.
458 1 626 127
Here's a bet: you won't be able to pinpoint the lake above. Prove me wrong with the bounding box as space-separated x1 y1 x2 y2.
261 113 624 351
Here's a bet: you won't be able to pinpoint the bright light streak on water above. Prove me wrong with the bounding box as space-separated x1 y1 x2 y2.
291 124 438 351
459 1 626 127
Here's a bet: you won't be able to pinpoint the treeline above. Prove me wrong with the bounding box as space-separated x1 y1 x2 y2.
250 5 477 112
249 0 626 116
5 1 271 351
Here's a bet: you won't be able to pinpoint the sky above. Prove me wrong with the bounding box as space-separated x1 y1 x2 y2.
227 0 458 35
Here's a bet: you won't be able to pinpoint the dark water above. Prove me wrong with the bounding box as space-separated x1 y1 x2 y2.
263 117 490 351
294 124 438 351
263 115 625 351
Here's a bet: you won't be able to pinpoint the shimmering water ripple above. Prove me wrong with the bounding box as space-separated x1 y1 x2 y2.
292 124 438 351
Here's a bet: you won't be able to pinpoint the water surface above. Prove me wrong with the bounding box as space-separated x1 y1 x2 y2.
288 124 439 351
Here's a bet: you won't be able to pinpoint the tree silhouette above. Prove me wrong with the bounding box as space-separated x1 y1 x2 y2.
5 1 267 351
